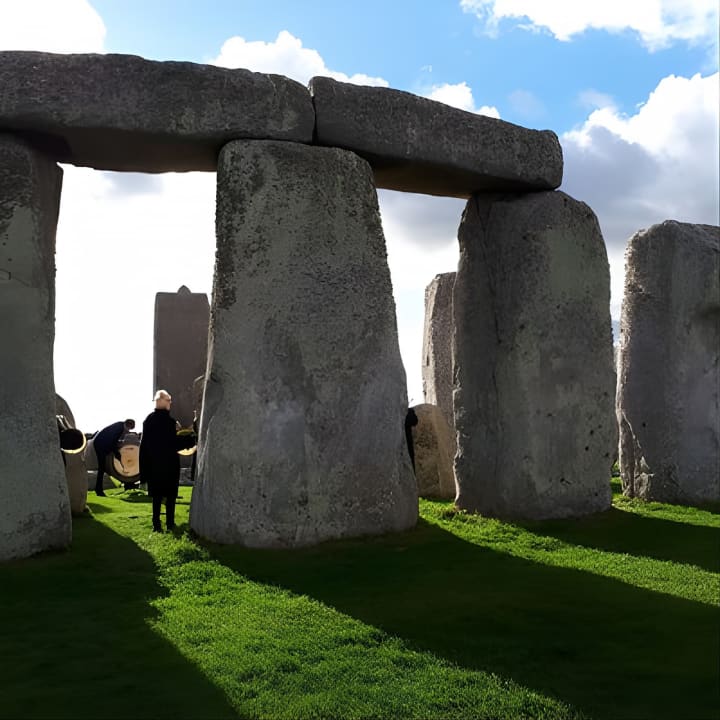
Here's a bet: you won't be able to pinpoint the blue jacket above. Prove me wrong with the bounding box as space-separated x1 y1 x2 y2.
93 421 126 455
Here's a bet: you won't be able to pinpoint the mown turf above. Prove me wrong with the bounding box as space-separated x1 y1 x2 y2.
0 484 717 720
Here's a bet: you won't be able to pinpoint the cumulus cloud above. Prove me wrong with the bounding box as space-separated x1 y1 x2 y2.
212 30 389 86
0 0 105 53
426 81 501 117
460 0 719 50
561 72 719 317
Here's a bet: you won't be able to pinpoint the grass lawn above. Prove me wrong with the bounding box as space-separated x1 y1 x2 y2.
1 481 717 719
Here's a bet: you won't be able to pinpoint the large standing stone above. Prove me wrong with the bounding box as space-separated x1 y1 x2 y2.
617 221 720 504
422 272 456 427
411 404 456 500
0 51 314 172
309 77 563 198
190 140 417 547
0 135 71 561
55 393 76 428
154 286 209 427
453 191 615 520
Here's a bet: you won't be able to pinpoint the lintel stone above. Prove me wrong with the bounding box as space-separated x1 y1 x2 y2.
309 76 563 198
0 51 315 173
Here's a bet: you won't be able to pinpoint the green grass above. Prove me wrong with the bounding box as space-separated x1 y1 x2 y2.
1 484 718 720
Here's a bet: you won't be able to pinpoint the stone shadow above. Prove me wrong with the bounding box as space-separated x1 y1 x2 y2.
519 507 720 573
207 518 718 720
0 513 236 720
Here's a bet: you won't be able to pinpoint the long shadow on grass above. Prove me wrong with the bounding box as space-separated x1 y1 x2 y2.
0 514 236 720
520 507 720 572
207 519 719 720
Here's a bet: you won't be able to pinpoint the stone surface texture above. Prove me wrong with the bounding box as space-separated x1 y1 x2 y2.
0 135 71 561
422 272 456 427
190 140 417 547
154 286 209 427
0 51 314 172
453 191 616 520
63 453 87 515
617 220 720 503
411 404 456 500
310 76 563 198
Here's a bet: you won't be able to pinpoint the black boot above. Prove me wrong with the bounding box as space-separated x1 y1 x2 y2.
152 495 163 532
166 496 177 531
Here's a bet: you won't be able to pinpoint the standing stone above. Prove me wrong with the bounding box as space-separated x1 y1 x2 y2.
0 135 71 561
55 393 76 428
422 272 456 427
454 191 616 520
617 221 720 504
153 286 209 427
190 140 417 547
411 404 456 500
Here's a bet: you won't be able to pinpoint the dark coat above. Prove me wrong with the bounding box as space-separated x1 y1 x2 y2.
93 421 127 456
140 409 182 498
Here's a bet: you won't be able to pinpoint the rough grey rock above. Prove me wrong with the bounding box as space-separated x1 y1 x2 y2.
0 51 314 172
190 140 417 547
0 135 71 561
617 220 720 504
453 191 615 520
309 76 563 198
412 404 456 500
154 285 209 427
63 452 87 515
422 272 456 427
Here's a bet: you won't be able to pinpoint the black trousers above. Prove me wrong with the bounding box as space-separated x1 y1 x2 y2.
152 495 176 528
94 449 107 493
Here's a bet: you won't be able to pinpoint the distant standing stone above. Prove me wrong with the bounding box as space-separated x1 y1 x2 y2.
411 404 457 500
422 272 456 428
190 140 417 547
0 135 71 561
453 191 616 520
617 220 720 504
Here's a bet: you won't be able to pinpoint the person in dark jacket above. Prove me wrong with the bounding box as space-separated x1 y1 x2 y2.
405 407 419 471
93 419 135 496
140 390 193 532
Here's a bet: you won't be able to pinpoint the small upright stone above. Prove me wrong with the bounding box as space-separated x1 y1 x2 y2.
422 272 456 427
190 140 417 547
617 221 720 504
0 135 71 561
411 404 456 500
453 191 616 520
153 286 209 427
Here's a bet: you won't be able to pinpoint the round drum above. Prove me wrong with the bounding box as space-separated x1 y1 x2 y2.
177 427 197 457
109 432 141 481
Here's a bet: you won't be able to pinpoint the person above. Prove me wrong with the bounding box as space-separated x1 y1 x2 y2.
140 390 194 532
93 419 135 496
405 406 418 471
189 409 199 483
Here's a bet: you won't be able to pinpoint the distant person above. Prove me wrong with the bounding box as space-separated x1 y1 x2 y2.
93 419 135 496
140 390 194 532
405 407 418 471
190 409 199 483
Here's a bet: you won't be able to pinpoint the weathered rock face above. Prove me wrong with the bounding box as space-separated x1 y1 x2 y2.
617 221 720 504
154 286 209 427
190 140 417 547
453 191 615 520
0 51 314 173
422 272 456 427
411 404 456 500
309 76 563 198
0 135 71 561
63 453 87 515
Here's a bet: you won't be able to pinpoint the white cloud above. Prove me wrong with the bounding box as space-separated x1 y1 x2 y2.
212 30 389 86
460 0 719 50
427 81 501 117
561 72 719 318
0 0 105 53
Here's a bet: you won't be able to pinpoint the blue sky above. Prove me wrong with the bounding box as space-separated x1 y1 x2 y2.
1 0 718 430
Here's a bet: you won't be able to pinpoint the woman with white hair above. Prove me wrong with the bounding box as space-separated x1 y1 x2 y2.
139 390 193 532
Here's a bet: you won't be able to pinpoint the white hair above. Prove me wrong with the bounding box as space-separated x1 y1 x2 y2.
153 389 171 401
